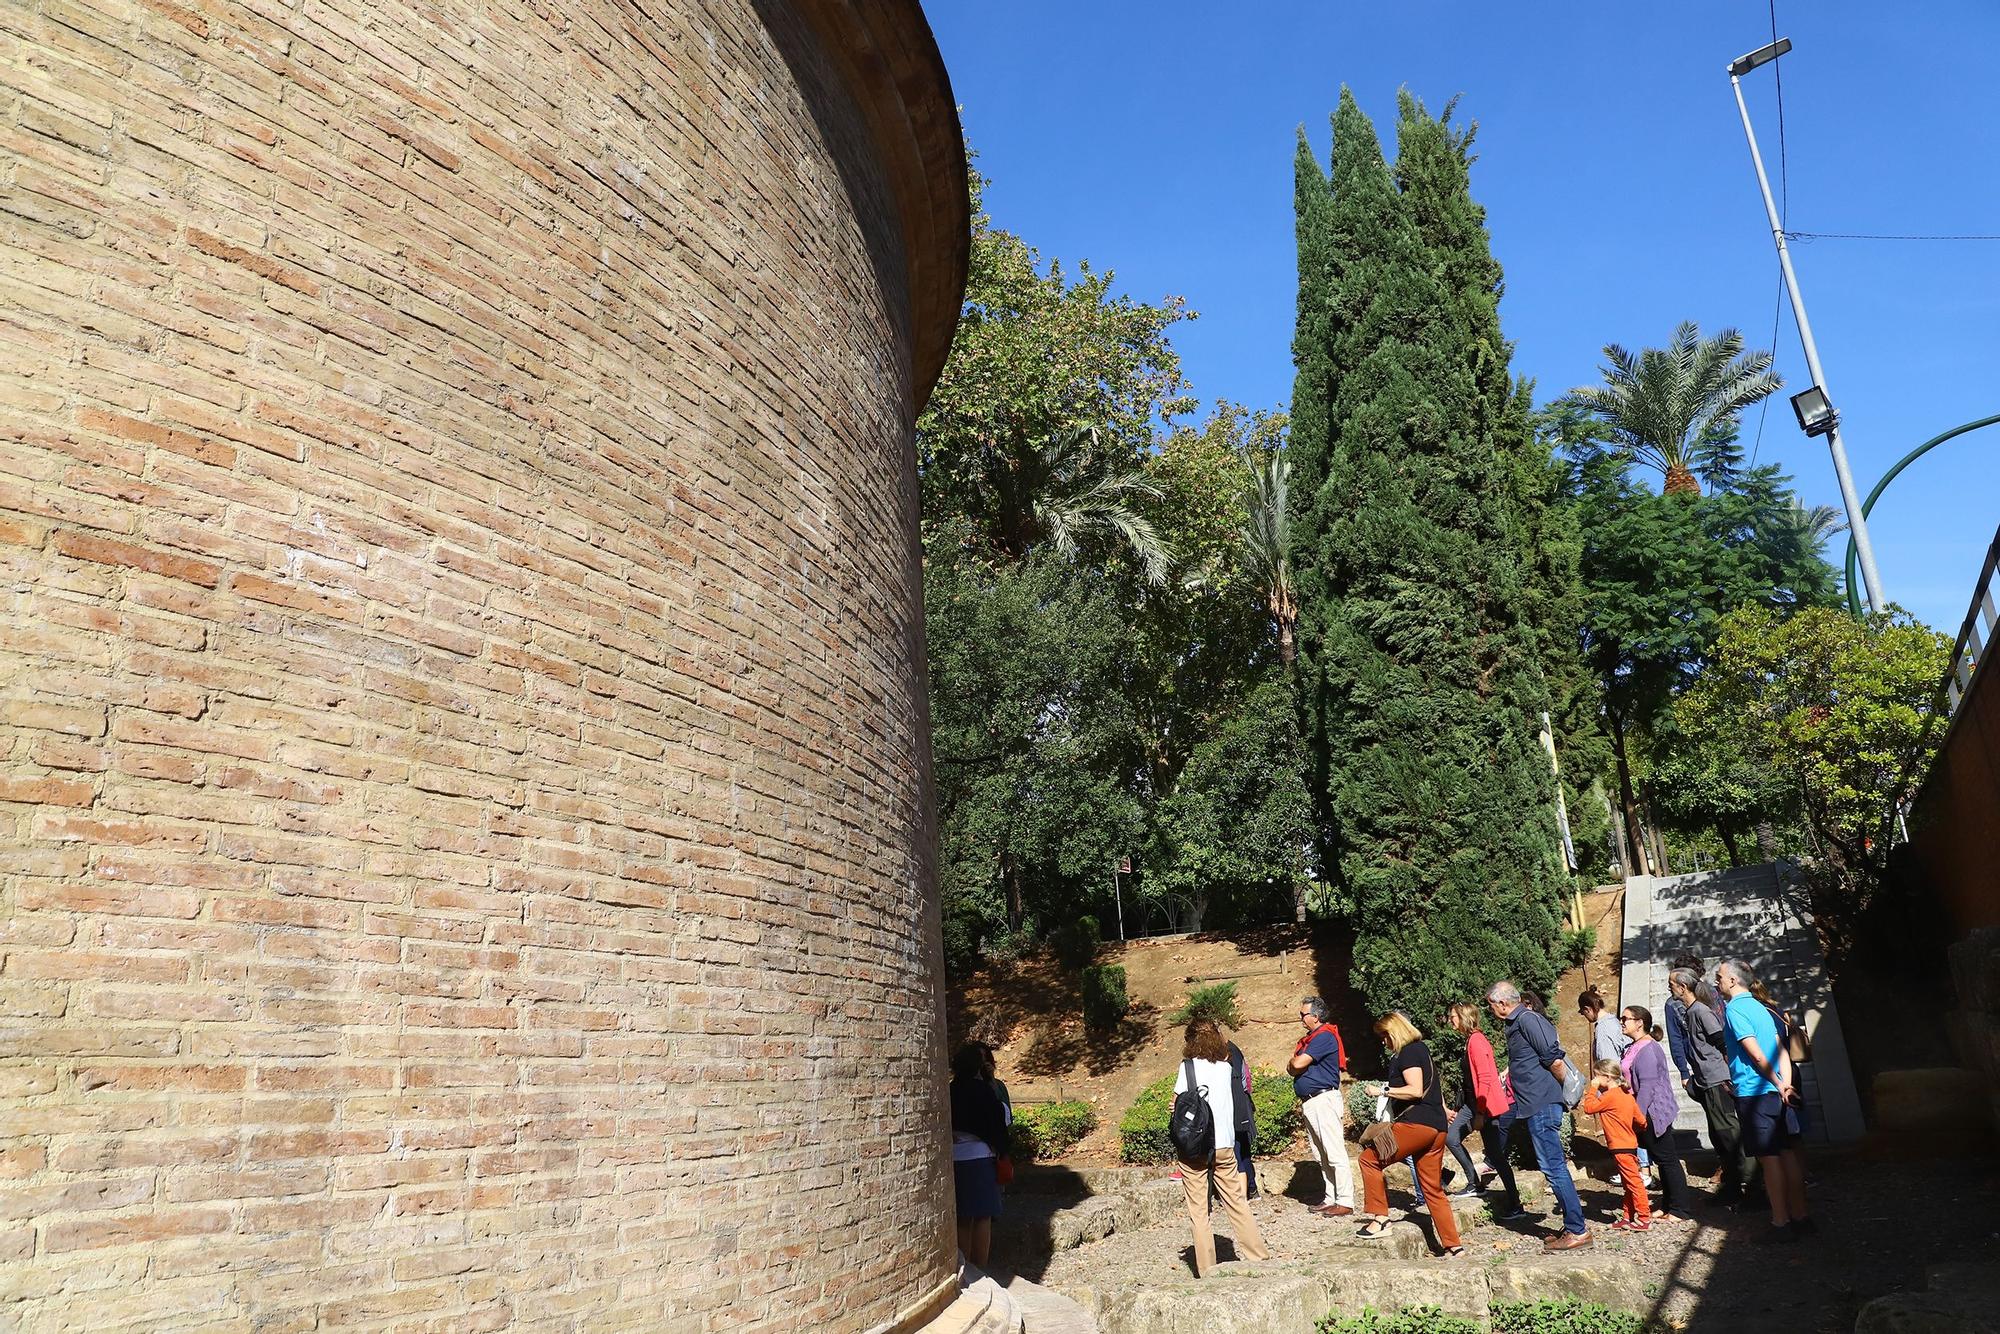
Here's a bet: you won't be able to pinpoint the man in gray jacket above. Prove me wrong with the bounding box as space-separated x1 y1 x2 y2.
1487 979 1589 1250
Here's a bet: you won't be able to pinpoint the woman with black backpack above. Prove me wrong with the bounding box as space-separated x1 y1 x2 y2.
1170 1018 1269 1277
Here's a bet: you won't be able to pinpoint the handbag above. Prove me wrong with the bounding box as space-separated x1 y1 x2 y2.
1358 1120 1400 1164
1560 1062 1585 1108
1783 1015 1812 1065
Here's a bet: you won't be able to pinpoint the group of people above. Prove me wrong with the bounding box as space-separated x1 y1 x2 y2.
947 953 1816 1278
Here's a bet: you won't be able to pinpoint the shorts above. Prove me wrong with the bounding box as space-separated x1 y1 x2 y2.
953 1156 1003 1221
1736 1092 1801 1157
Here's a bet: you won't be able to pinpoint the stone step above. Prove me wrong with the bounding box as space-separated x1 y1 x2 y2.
1002 1276 1099 1334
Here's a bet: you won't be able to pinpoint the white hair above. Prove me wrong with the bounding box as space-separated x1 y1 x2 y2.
1486 980 1521 1005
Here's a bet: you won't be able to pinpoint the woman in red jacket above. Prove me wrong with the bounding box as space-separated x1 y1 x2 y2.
1445 1002 1517 1207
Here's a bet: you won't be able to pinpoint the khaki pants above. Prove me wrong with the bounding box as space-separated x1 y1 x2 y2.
1300 1088 1355 1207
1178 1150 1268 1277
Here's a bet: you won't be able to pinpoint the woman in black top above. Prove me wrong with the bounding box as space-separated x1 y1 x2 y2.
1354 1011 1464 1256
949 1042 1009 1266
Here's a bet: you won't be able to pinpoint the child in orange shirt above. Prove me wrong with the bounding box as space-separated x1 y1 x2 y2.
1580 1058 1651 1230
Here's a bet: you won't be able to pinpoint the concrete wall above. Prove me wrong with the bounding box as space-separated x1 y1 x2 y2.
0 1 966 1329
1906 633 2000 937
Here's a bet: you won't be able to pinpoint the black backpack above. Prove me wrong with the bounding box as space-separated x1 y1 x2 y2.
1169 1059 1215 1162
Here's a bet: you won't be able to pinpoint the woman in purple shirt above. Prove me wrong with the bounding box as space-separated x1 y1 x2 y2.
1618 1005 1693 1222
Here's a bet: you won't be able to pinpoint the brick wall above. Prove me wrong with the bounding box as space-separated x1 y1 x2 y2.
0 1 959 1329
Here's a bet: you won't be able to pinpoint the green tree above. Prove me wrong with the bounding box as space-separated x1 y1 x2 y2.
925 524 1145 948
1395 95 1605 883
1130 405 1307 931
1572 457 1840 873
1672 606 1949 888
1241 442 1299 671
1560 321 1783 496
1148 676 1314 930
919 169 1191 571
1289 90 1567 1020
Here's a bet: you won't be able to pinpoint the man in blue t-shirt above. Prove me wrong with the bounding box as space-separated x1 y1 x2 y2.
1288 995 1354 1215
1716 959 1813 1240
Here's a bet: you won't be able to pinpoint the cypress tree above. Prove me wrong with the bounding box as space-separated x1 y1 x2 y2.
1290 90 1567 1022
1393 93 1612 877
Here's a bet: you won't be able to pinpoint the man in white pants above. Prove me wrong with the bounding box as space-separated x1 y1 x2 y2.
1289 995 1354 1216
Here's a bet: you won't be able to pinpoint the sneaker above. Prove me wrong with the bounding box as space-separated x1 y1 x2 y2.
1756 1223 1800 1244
1492 1206 1532 1223
1446 1187 1481 1200
1789 1216 1818 1239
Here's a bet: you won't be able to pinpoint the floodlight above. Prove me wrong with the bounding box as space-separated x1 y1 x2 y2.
1791 386 1838 438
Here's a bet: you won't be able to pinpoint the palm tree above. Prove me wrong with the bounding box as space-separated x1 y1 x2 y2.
1564 322 1782 496
985 425 1171 585
1786 499 1847 555
1240 448 1297 669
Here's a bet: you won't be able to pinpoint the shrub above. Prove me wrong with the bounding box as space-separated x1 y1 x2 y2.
1166 980 1242 1028
1318 1305 1480 1334
1344 1080 1377 1130
1559 925 1597 970
1011 1100 1096 1161
1048 915 1101 970
1250 1070 1301 1150
1490 1297 1652 1333
1120 1068 1299 1163
1504 1110 1575 1169
1118 1074 1177 1163
1081 963 1128 1030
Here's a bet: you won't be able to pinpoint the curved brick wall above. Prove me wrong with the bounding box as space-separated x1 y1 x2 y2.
0 2 965 1329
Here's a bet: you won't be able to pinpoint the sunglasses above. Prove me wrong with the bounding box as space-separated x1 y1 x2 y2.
1620 1014 1642 1024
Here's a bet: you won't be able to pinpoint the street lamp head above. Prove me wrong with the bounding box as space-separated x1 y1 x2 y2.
1728 36 1792 77
1791 386 1838 438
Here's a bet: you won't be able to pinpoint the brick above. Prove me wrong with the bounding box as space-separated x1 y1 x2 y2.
0 774 94 806
43 1207 232 1253
0 0 960 1327
52 529 223 587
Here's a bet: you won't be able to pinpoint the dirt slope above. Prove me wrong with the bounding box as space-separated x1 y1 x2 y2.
951 894 1626 1165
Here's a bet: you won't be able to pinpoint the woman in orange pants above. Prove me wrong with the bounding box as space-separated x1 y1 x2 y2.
1354 1011 1463 1257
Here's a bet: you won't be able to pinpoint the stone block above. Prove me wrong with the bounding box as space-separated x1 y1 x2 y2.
1319 1261 1488 1325
1854 1293 2000 1334
1871 1068 1994 1134
1092 1276 1325 1334
1487 1262 1647 1313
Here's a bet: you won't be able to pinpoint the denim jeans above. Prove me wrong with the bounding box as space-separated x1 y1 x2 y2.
1527 1102 1585 1235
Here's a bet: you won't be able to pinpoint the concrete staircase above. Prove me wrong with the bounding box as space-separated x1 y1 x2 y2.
1620 861 1866 1145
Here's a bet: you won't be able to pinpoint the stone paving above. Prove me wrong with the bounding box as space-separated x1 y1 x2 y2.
994 1152 2000 1333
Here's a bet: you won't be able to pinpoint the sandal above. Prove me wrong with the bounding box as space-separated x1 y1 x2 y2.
1438 1245 1466 1260
1356 1219 1393 1240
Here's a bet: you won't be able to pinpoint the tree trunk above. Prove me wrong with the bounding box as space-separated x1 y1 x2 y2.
1647 815 1671 878
1278 616 1296 671
1717 825 1742 867
1664 462 1700 496
1003 858 1023 933
1292 878 1307 925
1608 710 1647 878
1754 820 1776 861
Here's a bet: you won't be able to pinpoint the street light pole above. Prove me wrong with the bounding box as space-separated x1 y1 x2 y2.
1728 45 1888 614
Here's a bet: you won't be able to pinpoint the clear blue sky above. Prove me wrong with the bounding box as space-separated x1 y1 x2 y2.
924 1 2000 634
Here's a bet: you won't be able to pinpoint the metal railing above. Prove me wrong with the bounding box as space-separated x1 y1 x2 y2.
1944 524 2000 719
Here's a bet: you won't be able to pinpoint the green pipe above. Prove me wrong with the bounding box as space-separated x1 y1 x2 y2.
1844 414 2000 617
